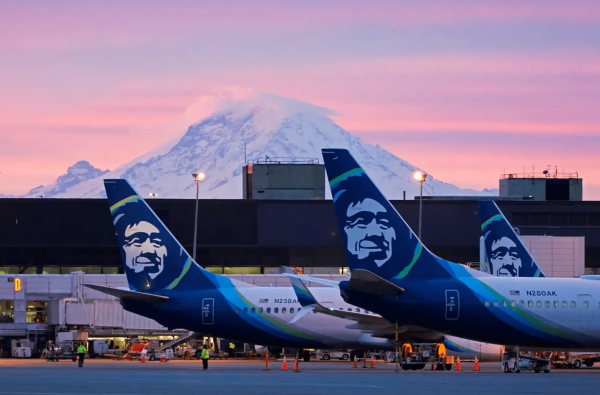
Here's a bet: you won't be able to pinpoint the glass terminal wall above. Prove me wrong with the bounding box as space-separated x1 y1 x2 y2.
0 300 15 323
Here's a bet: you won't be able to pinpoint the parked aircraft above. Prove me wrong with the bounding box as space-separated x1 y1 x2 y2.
88 179 403 353
321 148 600 350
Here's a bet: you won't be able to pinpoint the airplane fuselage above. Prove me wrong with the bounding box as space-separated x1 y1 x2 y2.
123 283 394 350
121 278 503 360
342 271 600 351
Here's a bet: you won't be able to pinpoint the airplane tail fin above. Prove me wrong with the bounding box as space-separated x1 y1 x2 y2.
478 200 546 278
322 149 452 281
104 179 214 292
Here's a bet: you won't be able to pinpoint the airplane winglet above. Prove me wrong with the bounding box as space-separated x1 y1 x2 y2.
347 269 405 296
84 284 169 304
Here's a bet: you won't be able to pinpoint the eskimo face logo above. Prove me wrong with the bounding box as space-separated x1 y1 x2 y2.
489 236 522 277
344 198 396 267
122 221 167 279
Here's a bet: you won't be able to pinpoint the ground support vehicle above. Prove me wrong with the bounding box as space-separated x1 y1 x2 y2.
550 352 599 368
138 348 168 362
389 343 453 370
43 340 87 362
502 352 551 373
12 340 31 358
315 349 351 361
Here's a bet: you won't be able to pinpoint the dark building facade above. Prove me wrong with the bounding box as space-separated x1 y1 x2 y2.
1 199 600 274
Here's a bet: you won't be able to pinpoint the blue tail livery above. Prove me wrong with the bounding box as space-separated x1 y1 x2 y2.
104 179 211 292
322 148 453 282
478 200 546 278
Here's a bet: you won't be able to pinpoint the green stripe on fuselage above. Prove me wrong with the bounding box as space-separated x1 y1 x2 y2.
234 289 319 341
476 279 575 341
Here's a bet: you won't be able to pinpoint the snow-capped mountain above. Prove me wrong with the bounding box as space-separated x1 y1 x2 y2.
22 161 109 198
13 92 497 199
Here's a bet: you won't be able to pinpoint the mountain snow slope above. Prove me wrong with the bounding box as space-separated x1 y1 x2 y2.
14 91 496 200
22 161 109 198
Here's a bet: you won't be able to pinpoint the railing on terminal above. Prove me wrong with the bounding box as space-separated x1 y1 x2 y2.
246 156 320 165
500 168 580 179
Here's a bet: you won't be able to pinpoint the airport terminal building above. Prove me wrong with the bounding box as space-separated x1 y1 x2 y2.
1 198 600 276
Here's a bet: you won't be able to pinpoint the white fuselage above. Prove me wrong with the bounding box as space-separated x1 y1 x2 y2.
471 276 600 348
235 283 504 360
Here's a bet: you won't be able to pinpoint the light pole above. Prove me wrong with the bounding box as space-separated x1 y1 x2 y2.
148 193 158 199
413 171 427 240
192 172 205 261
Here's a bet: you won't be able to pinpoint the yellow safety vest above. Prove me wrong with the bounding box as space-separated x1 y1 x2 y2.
229 343 235 349
201 348 209 359
77 345 87 353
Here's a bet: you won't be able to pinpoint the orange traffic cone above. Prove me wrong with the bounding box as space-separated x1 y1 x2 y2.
141 356 146 363
353 355 358 369
473 356 480 371
293 353 301 373
370 357 375 369
455 356 461 371
282 355 288 371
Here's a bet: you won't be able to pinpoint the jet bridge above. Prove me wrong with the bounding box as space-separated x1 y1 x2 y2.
0 272 348 340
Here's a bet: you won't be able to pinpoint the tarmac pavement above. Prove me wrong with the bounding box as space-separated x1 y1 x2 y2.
0 359 597 394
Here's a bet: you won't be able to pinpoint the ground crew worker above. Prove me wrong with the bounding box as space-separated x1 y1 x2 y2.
77 343 87 368
229 342 235 358
201 343 210 370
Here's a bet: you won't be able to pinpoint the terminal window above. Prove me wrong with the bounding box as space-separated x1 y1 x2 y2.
224 267 261 275
589 213 600 226
569 213 587 226
0 300 14 323
61 267 101 274
26 301 47 323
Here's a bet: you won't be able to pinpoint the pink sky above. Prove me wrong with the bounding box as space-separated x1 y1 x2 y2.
1 0 599 198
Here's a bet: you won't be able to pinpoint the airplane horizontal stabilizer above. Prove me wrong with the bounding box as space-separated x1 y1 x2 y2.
348 269 405 296
289 306 315 324
325 307 388 324
84 284 169 304
286 272 390 325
